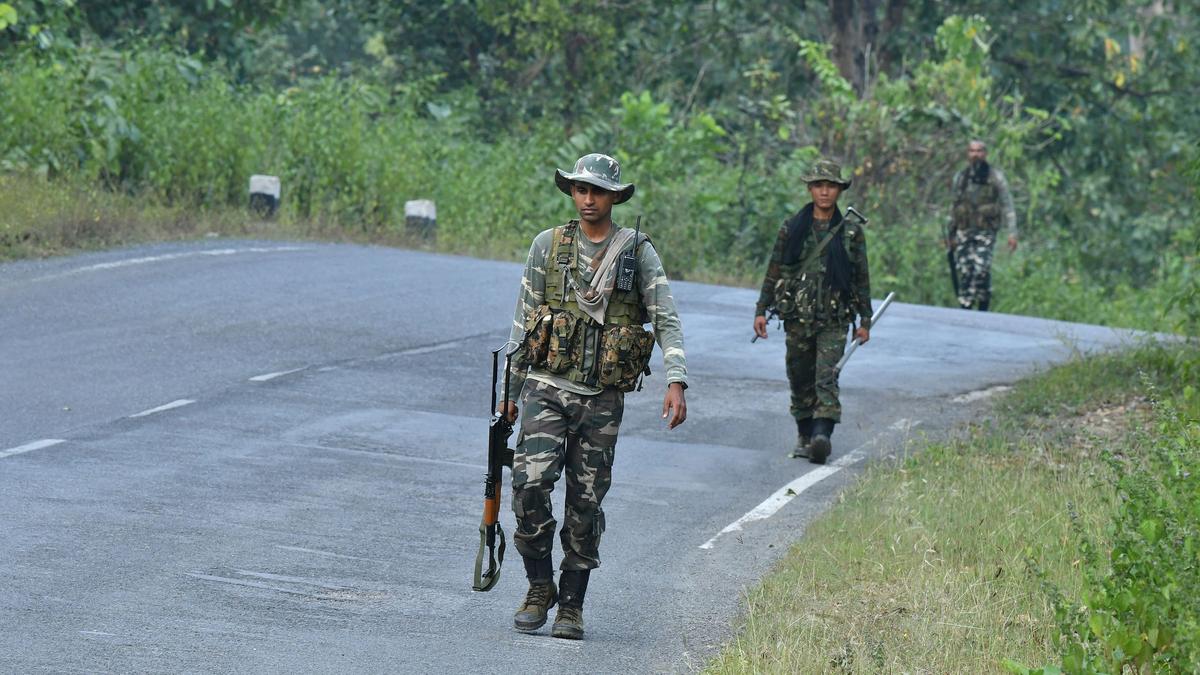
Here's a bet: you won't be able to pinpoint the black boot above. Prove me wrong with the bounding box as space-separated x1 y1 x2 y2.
978 298 990 312
551 570 590 640
789 417 813 459
809 418 835 464
513 557 557 632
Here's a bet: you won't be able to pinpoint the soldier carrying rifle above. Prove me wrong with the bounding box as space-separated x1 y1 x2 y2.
753 159 872 463
946 139 1018 311
496 153 689 640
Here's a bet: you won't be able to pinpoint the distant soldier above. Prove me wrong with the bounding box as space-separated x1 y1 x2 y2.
947 140 1018 311
753 159 872 463
498 153 688 639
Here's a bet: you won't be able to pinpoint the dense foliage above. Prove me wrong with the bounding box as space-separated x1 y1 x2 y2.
1 0 1197 332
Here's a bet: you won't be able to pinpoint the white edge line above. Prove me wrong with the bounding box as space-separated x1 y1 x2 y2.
249 367 307 382
0 439 66 459
129 399 196 418
699 449 866 550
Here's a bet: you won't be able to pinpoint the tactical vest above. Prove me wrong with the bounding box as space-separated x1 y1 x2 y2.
774 220 860 328
518 221 654 391
951 171 1002 233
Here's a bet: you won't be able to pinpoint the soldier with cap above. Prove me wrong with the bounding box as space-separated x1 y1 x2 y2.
947 139 1018 311
497 153 688 639
753 159 872 463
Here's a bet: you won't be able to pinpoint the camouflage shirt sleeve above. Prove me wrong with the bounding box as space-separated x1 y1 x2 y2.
848 224 873 329
501 229 553 402
949 171 964 230
993 168 1018 236
755 224 788 316
637 240 688 388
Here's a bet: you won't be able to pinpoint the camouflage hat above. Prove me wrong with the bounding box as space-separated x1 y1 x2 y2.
555 153 635 204
800 158 852 189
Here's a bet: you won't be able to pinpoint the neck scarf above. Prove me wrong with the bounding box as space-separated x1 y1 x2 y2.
781 202 852 300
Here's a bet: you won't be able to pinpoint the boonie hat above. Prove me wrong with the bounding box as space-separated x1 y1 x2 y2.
555 153 635 204
800 158 852 189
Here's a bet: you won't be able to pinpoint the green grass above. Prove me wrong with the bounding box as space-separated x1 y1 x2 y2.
706 343 1197 674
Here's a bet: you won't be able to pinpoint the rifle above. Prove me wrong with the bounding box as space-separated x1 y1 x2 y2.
472 342 517 592
833 291 896 375
946 226 959 297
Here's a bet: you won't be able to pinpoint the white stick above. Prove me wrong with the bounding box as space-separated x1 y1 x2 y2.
834 291 896 374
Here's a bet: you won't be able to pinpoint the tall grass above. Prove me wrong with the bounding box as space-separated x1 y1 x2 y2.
705 343 1199 674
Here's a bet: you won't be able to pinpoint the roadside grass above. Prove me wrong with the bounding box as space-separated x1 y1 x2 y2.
0 174 435 261
706 343 1195 674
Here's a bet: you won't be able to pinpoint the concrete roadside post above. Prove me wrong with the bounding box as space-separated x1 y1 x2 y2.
405 199 437 246
249 175 281 218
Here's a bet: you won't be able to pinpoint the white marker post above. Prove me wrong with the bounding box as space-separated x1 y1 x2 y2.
249 175 281 217
405 199 437 245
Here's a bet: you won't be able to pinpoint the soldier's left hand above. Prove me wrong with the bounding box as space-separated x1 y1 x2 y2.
662 382 687 429
1008 235 1018 252
855 327 870 344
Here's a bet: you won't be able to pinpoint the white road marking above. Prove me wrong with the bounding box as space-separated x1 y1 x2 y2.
890 418 923 431
249 367 307 382
275 545 386 563
952 385 1013 403
699 449 866 550
129 399 195 418
31 246 311 283
0 439 65 459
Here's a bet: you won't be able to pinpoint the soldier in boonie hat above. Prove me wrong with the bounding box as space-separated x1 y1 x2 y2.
799 158 852 189
495 151 688 641
753 156 873 466
554 153 636 205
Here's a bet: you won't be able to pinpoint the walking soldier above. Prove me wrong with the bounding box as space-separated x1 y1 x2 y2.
498 153 689 639
947 139 1018 311
753 159 872 463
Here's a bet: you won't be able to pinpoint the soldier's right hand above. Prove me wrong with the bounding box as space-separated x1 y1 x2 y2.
498 401 519 423
753 316 769 340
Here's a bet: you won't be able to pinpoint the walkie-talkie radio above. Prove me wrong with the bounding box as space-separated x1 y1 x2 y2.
615 215 641 292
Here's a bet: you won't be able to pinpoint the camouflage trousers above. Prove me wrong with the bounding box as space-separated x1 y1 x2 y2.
511 380 624 571
785 320 848 423
953 229 996 309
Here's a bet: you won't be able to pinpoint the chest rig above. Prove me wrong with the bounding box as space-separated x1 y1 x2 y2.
775 220 859 328
518 221 654 391
952 172 1002 232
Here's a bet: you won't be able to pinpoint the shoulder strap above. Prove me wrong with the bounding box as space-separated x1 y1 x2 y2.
554 221 577 271
799 220 845 271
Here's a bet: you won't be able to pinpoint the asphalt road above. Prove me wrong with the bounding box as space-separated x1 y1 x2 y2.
0 241 1142 673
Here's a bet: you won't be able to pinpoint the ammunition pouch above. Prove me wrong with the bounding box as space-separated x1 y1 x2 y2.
597 324 655 392
517 304 554 368
546 310 584 374
773 275 815 323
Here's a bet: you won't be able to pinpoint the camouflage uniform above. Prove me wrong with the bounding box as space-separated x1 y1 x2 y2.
503 186 687 573
950 164 1017 309
758 214 871 423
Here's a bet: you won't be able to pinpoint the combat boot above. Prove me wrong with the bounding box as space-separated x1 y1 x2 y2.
809 418 835 465
788 417 813 459
978 298 990 312
513 556 557 632
551 569 590 640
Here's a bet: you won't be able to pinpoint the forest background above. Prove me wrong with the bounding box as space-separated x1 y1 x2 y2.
1 0 1197 335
